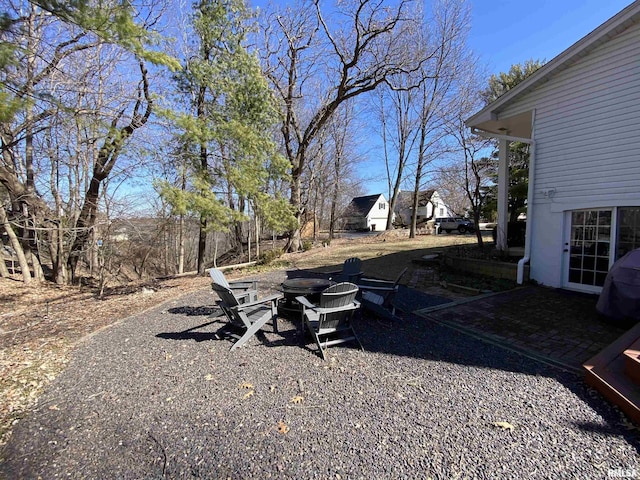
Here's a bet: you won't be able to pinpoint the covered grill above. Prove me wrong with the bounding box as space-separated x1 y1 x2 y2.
596 248 640 324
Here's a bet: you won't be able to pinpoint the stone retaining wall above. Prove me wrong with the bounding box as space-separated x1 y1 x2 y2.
443 256 529 282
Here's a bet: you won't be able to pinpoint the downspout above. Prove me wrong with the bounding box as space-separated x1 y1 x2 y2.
517 110 536 284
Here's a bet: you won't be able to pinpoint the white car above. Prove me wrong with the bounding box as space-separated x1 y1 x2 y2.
434 217 475 234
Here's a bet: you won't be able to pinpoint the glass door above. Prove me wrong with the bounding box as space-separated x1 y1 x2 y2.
616 207 640 260
566 209 612 291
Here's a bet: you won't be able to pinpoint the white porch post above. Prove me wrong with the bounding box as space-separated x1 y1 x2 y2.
496 138 509 251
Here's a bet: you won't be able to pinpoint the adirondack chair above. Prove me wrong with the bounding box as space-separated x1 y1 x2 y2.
357 267 408 321
209 268 258 304
211 282 282 351
328 257 364 283
296 282 363 360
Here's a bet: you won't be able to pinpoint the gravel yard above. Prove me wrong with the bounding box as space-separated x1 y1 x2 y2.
1 271 638 478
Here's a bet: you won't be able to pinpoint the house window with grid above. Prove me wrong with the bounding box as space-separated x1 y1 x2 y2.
379 203 386 210
617 207 640 260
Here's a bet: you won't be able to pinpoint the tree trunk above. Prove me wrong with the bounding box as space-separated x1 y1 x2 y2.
285 164 303 251
0 251 9 278
177 214 185 274
0 206 32 283
197 215 207 274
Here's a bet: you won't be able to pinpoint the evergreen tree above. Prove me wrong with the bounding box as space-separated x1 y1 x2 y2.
158 0 292 273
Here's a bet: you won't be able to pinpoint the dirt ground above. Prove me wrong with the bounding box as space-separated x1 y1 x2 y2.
0 233 475 446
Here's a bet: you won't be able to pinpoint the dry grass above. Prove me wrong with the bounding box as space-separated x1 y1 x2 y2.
0 233 476 446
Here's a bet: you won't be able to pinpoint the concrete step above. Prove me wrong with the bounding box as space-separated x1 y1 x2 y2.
583 322 640 425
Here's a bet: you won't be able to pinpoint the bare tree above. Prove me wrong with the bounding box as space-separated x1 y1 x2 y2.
444 90 493 246
0 1 170 284
261 0 423 251
376 79 419 231
371 0 471 234
409 0 471 237
326 104 362 239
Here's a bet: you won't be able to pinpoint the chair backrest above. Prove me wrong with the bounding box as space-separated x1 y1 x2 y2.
335 257 362 283
211 282 243 325
319 282 359 308
209 268 231 289
317 282 359 329
342 258 362 276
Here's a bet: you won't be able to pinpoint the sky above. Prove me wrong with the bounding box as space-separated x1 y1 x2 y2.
469 0 633 76
360 0 634 196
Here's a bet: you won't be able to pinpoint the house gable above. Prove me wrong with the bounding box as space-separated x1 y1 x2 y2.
344 194 389 231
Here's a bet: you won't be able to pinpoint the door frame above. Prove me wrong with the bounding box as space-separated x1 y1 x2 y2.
562 208 616 294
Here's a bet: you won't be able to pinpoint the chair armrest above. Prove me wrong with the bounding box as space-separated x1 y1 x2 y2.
359 277 394 287
229 280 258 290
308 302 360 315
235 293 282 310
357 285 397 293
295 296 316 309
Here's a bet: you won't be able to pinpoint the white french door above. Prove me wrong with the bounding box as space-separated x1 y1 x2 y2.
564 209 613 292
563 207 640 292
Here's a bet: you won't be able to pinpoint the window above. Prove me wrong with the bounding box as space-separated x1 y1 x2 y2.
439 207 444 216
616 207 640 260
566 206 640 289
379 202 386 210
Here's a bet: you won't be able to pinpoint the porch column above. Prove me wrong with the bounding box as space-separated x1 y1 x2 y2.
496 138 509 251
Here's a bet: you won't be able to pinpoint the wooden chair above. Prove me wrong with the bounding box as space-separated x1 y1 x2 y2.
296 282 363 360
357 267 408 321
209 268 258 304
211 282 282 351
328 257 364 283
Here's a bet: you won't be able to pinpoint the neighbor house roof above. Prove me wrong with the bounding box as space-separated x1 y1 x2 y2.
466 1 640 137
346 194 384 217
396 190 436 210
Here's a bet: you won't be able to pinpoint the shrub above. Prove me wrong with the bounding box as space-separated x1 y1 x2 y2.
491 221 526 247
259 248 282 265
302 240 313 251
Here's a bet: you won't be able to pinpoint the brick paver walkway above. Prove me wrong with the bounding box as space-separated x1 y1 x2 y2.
413 285 629 373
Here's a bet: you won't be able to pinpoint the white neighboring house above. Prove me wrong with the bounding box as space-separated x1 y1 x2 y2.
466 2 640 293
344 194 391 231
394 190 451 226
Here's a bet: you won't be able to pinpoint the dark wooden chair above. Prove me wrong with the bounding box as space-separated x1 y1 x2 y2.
296 282 363 360
328 257 364 283
358 267 408 320
209 268 258 304
211 282 281 351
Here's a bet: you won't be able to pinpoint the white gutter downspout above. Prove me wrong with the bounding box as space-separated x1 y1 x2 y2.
517 110 536 284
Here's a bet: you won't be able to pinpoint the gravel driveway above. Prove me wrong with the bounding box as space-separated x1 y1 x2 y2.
1 271 638 478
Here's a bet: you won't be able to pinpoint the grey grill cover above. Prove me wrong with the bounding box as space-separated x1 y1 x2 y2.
596 248 640 323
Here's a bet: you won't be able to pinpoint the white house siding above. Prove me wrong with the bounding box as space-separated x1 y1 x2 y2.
368 195 389 231
497 22 640 288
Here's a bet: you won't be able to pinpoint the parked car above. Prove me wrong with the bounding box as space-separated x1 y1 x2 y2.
434 217 475 234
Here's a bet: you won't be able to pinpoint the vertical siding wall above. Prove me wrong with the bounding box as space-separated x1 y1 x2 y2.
500 22 640 287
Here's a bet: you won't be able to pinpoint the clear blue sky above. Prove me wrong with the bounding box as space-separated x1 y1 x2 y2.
470 0 633 75
361 0 634 196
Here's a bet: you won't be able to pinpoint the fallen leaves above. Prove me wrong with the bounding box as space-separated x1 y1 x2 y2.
239 382 255 399
290 395 304 404
0 275 213 447
493 421 514 431
277 421 290 434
